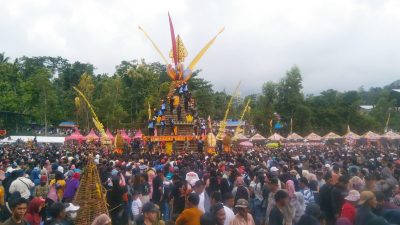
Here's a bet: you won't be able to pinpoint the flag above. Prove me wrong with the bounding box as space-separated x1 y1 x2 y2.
148 102 151 120
290 117 293 134
384 111 391 133
168 12 178 66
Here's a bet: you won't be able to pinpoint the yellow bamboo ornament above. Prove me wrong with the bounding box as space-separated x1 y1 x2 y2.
233 99 251 140
216 81 241 140
73 87 109 144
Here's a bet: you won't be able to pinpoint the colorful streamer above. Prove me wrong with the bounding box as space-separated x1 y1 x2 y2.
168 12 178 66
138 26 168 64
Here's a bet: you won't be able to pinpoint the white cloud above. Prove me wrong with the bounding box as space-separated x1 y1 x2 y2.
1 0 400 94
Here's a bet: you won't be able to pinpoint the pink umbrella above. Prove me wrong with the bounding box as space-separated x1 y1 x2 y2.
65 129 86 143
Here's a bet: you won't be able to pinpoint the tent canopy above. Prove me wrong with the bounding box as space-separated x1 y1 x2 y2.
239 141 253 147
106 128 115 142
382 131 400 140
58 122 77 128
362 131 381 140
233 133 249 141
267 133 285 141
65 129 86 142
120 129 131 142
305 132 322 141
323 132 342 139
85 129 99 141
343 131 360 140
134 130 143 139
250 133 267 142
286 133 303 140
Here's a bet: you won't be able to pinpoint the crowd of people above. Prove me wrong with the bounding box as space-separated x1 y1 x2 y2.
0 140 399 225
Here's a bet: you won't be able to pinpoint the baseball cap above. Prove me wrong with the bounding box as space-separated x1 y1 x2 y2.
344 190 360 202
270 167 279 172
142 202 159 213
359 191 375 205
235 199 249 208
65 203 80 212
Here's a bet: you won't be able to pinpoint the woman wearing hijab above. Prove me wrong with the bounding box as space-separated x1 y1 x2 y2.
49 171 66 202
91 214 111 225
286 180 305 224
24 197 45 225
63 172 80 203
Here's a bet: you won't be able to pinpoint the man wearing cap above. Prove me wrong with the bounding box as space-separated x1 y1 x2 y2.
231 199 255 225
340 190 360 224
142 202 160 225
64 203 80 223
355 191 389 225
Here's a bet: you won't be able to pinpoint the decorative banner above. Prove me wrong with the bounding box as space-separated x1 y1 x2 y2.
0 130 6 136
144 135 195 142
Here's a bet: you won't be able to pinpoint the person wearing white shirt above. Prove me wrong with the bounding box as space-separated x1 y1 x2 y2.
9 171 35 200
131 192 143 220
193 180 210 213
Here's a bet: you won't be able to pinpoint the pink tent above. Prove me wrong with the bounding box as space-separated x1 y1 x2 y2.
106 128 115 142
239 141 253 147
85 129 99 142
382 131 400 140
362 131 381 141
267 133 285 142
120 129 131 142
65 129 86 143
134 130 143 139
305 132 322 142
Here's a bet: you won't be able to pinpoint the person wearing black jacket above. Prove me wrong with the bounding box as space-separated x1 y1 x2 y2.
152 170 164 205
318 172 335 225
331 175 349 219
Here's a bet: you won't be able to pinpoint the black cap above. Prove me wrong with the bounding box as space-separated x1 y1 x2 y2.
142 202 159 213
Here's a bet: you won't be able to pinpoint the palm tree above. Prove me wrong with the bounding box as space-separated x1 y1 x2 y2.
0 52 10 63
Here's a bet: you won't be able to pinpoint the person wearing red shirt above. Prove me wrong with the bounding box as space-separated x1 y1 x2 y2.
340 190 360 224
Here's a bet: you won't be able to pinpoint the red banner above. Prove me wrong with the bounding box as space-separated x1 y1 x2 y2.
144 135 195 142
0 130 6 136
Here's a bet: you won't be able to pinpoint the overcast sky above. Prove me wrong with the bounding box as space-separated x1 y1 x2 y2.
1 0 400 95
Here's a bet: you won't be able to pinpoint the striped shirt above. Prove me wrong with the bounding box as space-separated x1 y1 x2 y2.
300 188 315 205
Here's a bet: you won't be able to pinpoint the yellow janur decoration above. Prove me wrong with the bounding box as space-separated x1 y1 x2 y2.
73 87 110 145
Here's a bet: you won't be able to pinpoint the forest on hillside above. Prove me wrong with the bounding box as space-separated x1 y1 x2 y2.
0 53 399 136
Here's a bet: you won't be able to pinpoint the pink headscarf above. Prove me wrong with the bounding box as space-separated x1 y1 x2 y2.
286 180 295 198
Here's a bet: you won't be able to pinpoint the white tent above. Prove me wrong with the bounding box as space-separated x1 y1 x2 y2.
250 133 267 142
